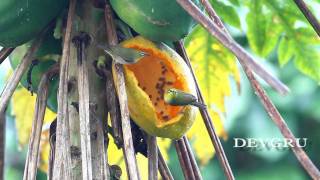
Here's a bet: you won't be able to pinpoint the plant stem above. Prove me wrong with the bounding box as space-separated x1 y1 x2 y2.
147 135 158 180
293 0 320 37
104 66 123 147
0 38 41 115
53 0 76 178
23 64 59 180
174 140 195 180
73 32 93 180
182 136 202 180
0 107 5 180
176 0 289 95
199 0 320 179
246 68 320 179
104 2 141 180
158 148 174 180
0 47 14 65
174 41 234 180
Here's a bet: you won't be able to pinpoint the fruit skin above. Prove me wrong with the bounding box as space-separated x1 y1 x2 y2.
0 0 68 47
113 36 197 139
110 0 202 42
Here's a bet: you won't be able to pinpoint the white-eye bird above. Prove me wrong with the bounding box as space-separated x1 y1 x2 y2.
98 44 148 64
164 88 206 109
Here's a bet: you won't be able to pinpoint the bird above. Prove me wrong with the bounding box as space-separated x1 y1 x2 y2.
164 88 206 109
97 44 148 64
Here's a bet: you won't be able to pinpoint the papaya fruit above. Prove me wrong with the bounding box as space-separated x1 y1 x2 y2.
110 0 202 42
113 36 197 139
0 0 68 47
10 28 61 112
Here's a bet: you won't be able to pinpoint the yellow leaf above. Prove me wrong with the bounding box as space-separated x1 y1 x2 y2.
185 26 240 164
12 87 56 173
39 128 50 172
187 110 227 165
12 87 56 146
108 134 170 180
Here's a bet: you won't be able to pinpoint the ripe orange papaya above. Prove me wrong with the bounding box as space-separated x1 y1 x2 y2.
113 36 197 139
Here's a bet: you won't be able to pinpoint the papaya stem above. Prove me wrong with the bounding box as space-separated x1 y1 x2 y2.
0 47 14 65
0 36 42 115
158 148 174 180
23 64 59 180
174 139 196 180
73 31 94 180
0 105 5 180
182 136 202 180
174 41 234 180
293 0 320 37
246 61 320 179
176 0 290 96
52 0 76 178
104 2 141 180
48 119 57 180
199 0 320 179
147 135 158 180
102 65 124 148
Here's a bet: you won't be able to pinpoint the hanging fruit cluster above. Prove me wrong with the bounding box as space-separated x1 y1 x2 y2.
2 0 204 139
0 0 68 47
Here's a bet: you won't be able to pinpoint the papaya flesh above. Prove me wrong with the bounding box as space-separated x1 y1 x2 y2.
0 0 68 47
110 0 202 42
113 36 197 139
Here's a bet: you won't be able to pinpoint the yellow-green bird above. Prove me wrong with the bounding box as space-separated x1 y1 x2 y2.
164 88 206 109
98 44 148 64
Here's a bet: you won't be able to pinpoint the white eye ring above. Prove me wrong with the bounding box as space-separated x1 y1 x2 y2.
140 52 148 56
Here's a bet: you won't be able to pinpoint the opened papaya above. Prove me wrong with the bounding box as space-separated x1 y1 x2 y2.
110 0 202 42
0 0 68 47
113 36 197 139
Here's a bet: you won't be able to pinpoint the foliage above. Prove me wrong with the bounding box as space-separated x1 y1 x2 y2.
5 0 320 179
11 87 55 171
244 0 320 80
185 25 240 164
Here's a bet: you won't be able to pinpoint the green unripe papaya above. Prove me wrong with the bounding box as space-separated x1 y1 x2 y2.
0 0 68 47
10 27 61 112
110 0 203 42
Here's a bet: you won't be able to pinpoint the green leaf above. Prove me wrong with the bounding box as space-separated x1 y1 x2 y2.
185 25 240 113
264 0 320 81
246 0 282 56
228 0 240 6
210 0 241 28
294 47 320 80
184 26 240 163
277 36 294 66
242 0 320 81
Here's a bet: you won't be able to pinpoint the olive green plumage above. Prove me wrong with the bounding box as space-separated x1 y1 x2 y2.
164 88 206 109
99 44 147 64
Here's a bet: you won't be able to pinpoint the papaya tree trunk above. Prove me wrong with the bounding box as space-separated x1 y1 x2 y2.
53 0 109 179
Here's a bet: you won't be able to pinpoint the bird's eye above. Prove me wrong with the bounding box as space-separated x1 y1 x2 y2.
141 52 149 56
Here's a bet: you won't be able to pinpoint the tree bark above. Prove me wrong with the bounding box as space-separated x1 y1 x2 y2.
54 0 110 179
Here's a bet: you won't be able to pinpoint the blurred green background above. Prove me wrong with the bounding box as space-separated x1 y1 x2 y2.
1 33 319 180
